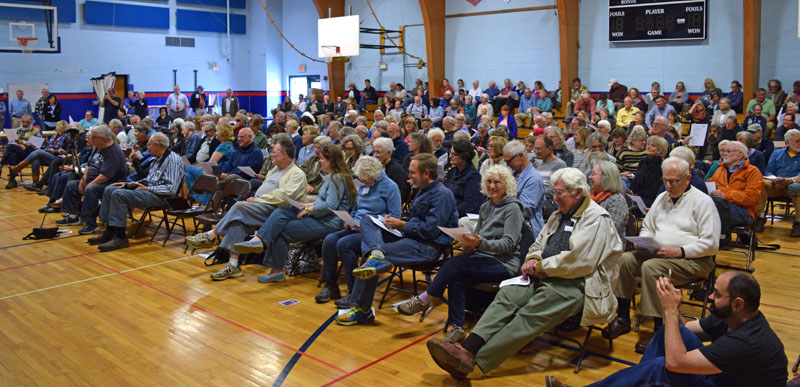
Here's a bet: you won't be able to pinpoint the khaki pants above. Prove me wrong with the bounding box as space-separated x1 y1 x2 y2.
758 179 800 217
766 121 777 139
472 277 585 373
615 251 714 318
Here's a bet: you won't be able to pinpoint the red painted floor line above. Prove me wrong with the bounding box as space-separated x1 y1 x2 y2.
79 255 348 375
321 328 441 386
0 251 97 272
761 302 800 313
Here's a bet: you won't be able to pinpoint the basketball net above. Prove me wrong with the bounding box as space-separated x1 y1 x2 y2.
17 37 38 56
321 45 347 64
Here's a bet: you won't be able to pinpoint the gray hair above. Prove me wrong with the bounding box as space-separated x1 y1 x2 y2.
339 126 356 138
552 167 590 196
182 121 195 132
588 132 608 149
373 120 389 130
597 120 611 131
628 128 648 142
285 119 299 131
91 124 115 142
314 135 332 147
785 129 800 141
357 116 368 126
727 140 748 155
503 140 526 156
661 156 690 175
342 134 365 155
481 93 490 100
542 112 553 120
544 126 564 143
477 122 490 132
736 130 754 148
653 116 669 126
592 160 623 193
455 113 466 121
587 151 610 165
150 132 169 147
353 156 383 181
669 146 696 166
356 125 370 136
647 135 669 157
142 116 154 128
480 165 517 197
427 128 444 140
272 133 295 159
443 116 456 127
373 137 394 153
329 120 343 133
108 119 122 130
453 130 471 142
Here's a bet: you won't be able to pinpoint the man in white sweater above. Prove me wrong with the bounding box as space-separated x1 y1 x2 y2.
604 157 720 354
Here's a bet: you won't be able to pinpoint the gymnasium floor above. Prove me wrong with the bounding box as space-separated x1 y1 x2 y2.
0 181 797 386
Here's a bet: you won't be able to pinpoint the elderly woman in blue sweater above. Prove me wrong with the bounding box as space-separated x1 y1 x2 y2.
396 165 524 342
233 144 358 283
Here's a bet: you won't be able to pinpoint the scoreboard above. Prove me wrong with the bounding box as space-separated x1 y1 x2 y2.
609 0 707 42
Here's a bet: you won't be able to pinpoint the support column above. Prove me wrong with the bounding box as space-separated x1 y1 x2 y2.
743 0 761 102
419 0 445 100
557 0 579 103
313 0 346 97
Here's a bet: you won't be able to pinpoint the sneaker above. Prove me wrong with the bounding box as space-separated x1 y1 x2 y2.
352 257 393 280
23 183 42 192
396 295 430 316
334 293 352 309
257 272 285 283
443 326 466 343
4 179 17 189
38 205 58 214
210 263 243 281
233 240 265 255
315 285 341 303
186 231 216 248
335 307 375 326
56 215 81 226
78 224 98 235
98 236 130 252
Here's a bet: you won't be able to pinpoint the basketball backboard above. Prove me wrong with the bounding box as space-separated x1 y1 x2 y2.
317 15 359 58
0 3 59 53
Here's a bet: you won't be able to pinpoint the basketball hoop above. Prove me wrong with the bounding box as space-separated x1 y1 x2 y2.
16 37 37 56
321 45 347 63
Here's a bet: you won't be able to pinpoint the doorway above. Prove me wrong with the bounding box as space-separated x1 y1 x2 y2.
288 75 321 107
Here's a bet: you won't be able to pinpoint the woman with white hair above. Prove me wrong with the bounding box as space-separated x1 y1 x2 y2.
396 165 523 342
478 94 494 122
316 156 402 304
711 97 737 127
656 145 708 195
589 160 628 239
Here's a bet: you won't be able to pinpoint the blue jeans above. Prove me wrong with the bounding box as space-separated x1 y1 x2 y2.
24 149 57 175
586 325 715 387
184 166 211 205
321 228 363 291
47 171 72 200
62 180 110 226
256 206 338 270
729 203 752 226
425 253 511 327
349 219 438 310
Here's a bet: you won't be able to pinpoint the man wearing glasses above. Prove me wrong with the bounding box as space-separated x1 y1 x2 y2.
604 157 720 354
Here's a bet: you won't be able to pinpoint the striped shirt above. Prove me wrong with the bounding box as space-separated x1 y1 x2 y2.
616 147 647 174
144 150 185 195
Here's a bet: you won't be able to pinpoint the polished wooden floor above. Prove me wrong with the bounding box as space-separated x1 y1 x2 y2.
0 180 797 386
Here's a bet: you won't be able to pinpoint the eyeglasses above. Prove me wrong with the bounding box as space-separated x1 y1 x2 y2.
344 146 355 151
662 174 688 185
553 189 571 197
504 153 520 163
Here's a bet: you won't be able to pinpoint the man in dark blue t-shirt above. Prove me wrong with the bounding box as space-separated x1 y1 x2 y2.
546 271 787 387
57 125 128 235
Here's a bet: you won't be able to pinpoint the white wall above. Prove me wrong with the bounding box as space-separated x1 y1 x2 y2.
760 0 800 86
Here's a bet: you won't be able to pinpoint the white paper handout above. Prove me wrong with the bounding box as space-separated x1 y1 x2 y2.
438 226 473 244
624 236 661 251
705 181 716 192
437 153 448 179
627 193 648 214
333 210 358 227
688 124 708 147
4 129 18 142
499 275 531 288
237 166 257 178
369 215 403 237
279 190 308 209
27 136 45 149
466 213 479 220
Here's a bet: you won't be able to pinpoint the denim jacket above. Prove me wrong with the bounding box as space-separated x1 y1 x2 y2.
404 180 458 246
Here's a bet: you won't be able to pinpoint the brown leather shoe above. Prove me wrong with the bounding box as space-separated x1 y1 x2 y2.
426 338 475 380
635 336 653 354
601 316 631 339
791 222 800 238
754 216 766 233
545 376 573 387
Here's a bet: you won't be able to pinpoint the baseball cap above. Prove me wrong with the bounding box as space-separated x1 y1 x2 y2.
746 123 763 132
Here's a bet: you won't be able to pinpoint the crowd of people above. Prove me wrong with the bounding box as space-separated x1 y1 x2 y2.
0 76 796 386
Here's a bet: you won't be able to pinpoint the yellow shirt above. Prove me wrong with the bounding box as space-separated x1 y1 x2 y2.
616 106 640 128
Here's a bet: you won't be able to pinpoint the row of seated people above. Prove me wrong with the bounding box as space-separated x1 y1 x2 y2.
11 106 789 384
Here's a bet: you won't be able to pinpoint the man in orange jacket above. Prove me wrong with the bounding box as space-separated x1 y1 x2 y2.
707 140 764 239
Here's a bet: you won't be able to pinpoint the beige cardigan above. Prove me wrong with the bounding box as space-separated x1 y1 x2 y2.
525 195 623 326
253 162 308 206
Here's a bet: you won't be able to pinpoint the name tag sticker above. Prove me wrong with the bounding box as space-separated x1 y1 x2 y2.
564 225 574 232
